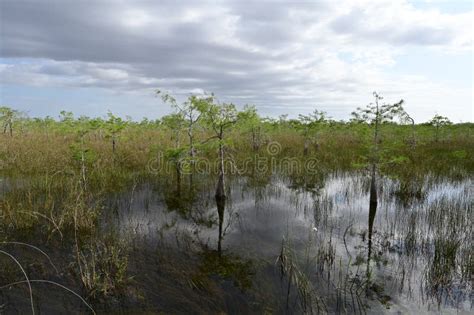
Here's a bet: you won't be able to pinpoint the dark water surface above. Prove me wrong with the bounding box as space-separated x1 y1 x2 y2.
1 172 472 314
101 172 472 314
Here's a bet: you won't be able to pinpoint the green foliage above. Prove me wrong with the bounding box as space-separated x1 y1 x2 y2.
0 106 19 122
237 104 259 123
452 150 467 159
0 106 22 135
76 239 130 299
105 112 127 136
298 109 330 127
387 155 409 165
351 92 406 125
59 110 75 125
351 161 369 170
0 93 472 181
429 114 452 128
203 102 238 132
69 143 97 164
165 147 187 161
0 93 472 314
428 114 453 142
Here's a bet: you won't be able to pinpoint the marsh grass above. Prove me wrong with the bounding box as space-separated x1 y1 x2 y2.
277 237 327 314
73 238 130 300
0 116 472 313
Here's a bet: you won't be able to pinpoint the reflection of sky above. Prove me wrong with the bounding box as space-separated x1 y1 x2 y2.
111 174 471 251
108 172 472 312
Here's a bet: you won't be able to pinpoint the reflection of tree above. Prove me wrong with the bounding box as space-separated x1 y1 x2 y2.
216 194 225 256
392 173 426 207
215 184 241 256
198 249 254 291
163 181 219 231
164 184 196 215
243 168 273 206
366 180 377 293
286 170 326 194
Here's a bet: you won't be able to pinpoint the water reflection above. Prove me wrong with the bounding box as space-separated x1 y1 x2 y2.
216 194 226 255
106 172 471 313
366 170 378 292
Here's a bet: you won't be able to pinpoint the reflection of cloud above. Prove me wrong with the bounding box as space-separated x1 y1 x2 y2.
0 0 472 121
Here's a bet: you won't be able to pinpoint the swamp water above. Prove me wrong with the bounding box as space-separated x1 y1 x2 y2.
102 172 472 314
1 172 472 314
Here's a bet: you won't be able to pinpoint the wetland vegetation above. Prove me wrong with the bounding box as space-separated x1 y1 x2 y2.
0 93 472 314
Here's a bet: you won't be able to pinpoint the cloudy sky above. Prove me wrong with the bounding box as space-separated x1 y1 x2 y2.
0 0 472 122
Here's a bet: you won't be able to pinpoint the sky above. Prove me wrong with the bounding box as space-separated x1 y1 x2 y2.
0 0 472 122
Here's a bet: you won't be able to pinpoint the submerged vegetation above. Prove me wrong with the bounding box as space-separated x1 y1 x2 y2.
0 92 472 314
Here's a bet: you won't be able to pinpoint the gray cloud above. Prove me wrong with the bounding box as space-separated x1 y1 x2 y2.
0 0 472 121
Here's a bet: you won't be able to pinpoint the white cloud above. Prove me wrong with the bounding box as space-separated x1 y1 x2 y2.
120 9 153 28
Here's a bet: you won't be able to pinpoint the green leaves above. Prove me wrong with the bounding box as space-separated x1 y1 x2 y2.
161 113 185 130
298 109 330 125
158 90 213 124
237 105 261 127
188 94 213 114
351 93 406 125
429 114 452 128
428 114 452 142
69 142 97 164
0 106 19 121
105 111 127 136
1 106 22 135
156 89 177 107
203 102 238 130
164 147 187 161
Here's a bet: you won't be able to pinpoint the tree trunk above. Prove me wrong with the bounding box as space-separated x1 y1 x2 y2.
188 126 195 187
366 163 377 293
367 98 379 292
216 193 225 256
215 128 227 255
176 161 181 197
215 140 226 198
